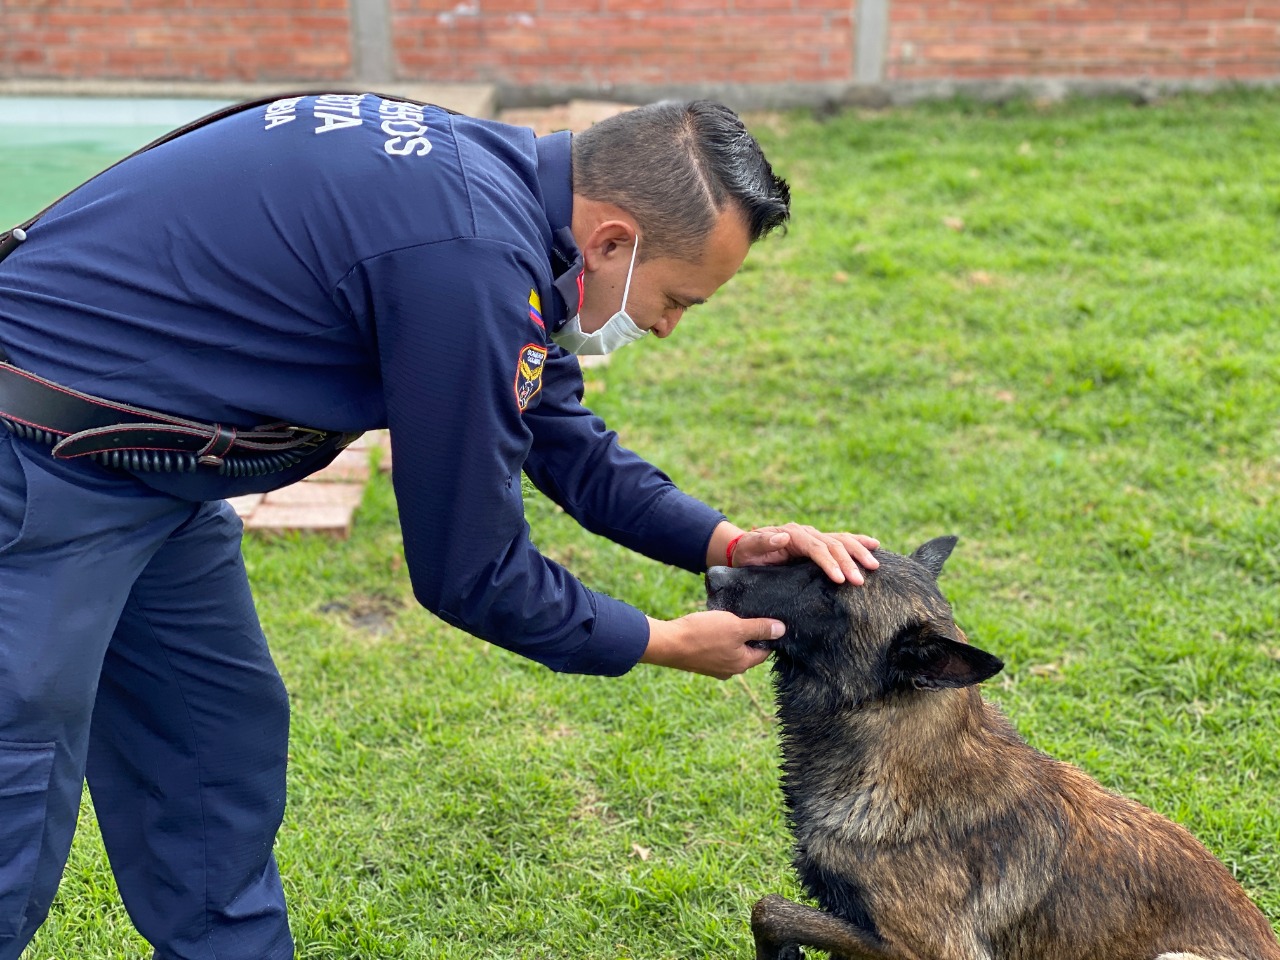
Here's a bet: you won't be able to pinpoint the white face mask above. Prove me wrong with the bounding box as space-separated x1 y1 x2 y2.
550 236 646 356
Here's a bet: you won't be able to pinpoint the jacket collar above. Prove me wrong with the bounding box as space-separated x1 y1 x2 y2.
535 132 584 329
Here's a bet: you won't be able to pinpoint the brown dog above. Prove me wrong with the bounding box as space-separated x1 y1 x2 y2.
706 537 1280 960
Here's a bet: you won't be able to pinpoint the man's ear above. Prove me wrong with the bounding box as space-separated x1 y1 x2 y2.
890 630 1003 691
911 536 958 580
580 218 637 271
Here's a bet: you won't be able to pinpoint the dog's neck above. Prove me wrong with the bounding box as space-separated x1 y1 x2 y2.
776 685 1031 846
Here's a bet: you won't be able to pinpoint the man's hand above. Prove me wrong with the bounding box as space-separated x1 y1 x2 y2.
708 521 880 584
641 612 783 679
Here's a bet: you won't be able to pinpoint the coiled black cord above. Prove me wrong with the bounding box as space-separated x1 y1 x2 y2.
3 417 312 477
1 418 59 447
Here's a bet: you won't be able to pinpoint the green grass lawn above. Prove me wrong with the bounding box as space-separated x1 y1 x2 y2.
5 90 1279 957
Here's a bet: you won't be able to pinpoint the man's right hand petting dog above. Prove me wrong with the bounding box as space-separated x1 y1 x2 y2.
706 536 1280 960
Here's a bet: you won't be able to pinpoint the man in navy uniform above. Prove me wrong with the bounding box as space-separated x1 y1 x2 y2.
0 95 879 958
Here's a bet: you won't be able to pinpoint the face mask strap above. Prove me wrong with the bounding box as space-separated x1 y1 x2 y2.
619 235 639 313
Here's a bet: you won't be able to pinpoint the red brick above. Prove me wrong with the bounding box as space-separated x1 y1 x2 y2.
18 28 74 45
946 1 998 20
950 23 1018 41
888 62 953 79
133 29 191 47
1137 60 1216 75
399 51 454 71
233 48 301 71
469 0 536 12
47 47 108 71
481 30 545 52
1216 58 1280 75
3 11 38 33
542 0 604 12
1214 42 1280 59
292 14 350 30
175 47 236 71
989 4 1054 21
1115 2 1185 21
1053 4 1125 21
1149 24 1215 41
894 23 961 42
10 47 50 66
790 62 847 80
43 11 113 29
888 3 931 21
1216 21 1279 41
105 46 171 69
1184 2 1249 16
918 42 991 61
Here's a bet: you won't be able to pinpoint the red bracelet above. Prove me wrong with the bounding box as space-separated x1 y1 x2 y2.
725 532 747 567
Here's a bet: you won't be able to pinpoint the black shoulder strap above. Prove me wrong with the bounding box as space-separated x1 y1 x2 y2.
0 89 446 264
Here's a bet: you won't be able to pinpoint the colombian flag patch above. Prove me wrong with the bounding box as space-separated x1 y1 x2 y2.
515 343 547 412
527 288 544 329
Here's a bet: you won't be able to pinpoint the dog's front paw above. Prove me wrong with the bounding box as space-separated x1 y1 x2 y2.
776 945 803 960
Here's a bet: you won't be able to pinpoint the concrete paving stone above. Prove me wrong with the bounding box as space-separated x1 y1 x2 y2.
497 100 635 136
242 481 363 536
243 503 357 539
567 99 636 129
226 493 264 519
338 431 391 471
260 481 365 508
306 446 371 484
497 105 571 137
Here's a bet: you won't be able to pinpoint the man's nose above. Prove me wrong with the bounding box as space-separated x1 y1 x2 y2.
651 309 684 339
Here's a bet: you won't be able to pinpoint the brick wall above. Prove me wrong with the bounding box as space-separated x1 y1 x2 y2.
888 1 1280 82
394 0 855 87
1 0 1277 91
2 0 352 82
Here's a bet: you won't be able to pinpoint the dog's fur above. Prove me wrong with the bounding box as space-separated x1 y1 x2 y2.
706 538 1280 960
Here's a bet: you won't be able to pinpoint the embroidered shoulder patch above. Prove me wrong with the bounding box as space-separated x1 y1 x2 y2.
515 343 548 412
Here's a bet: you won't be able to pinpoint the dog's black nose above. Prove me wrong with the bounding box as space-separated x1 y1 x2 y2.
705 565 733 596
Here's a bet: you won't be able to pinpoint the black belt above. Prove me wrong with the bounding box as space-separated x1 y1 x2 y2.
0 359 339 477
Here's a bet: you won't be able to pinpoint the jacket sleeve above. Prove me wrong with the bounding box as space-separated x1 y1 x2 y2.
521 348 726 574
349 238 650 675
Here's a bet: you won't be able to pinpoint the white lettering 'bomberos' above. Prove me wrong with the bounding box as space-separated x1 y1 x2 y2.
313 93 366 135
379 99 432 157
263 97 303 131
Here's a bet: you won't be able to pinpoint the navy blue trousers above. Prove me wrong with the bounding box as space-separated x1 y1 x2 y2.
0 433 293 959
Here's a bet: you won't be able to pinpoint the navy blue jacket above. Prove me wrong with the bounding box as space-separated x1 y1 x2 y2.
0 93 727 675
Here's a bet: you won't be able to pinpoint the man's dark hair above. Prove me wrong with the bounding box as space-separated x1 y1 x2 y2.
571 100 791 262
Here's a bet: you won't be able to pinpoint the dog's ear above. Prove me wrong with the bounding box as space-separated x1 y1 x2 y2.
910 536 958 580
890 630 1004 691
